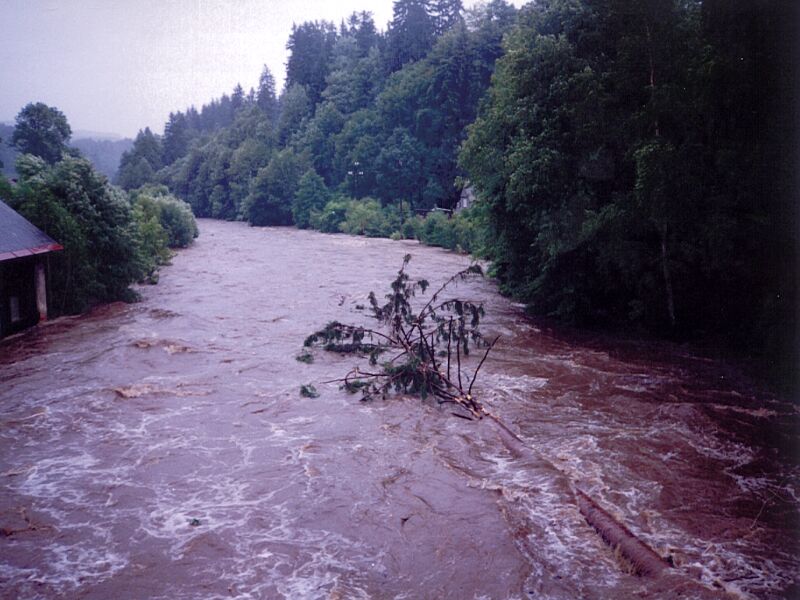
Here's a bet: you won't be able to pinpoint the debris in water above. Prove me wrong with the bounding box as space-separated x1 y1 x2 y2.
189 518 201 527
114 384 155 398
300 384 320 398
575 489 669 578
305 255 497 420
296 350 314 364
132 338 194 354
113 383 212 399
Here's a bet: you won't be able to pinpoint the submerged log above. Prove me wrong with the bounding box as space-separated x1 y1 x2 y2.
575 489 669 577
484 416 671 579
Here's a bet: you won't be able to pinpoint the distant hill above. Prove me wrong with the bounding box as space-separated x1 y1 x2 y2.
71 137 133 180
72 129 126 142
0 124 132 181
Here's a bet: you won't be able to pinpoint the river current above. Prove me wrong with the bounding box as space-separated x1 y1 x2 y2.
1 219 797 599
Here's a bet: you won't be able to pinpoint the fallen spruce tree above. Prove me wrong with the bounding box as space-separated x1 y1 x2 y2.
303 254 498 420
300 255 722 588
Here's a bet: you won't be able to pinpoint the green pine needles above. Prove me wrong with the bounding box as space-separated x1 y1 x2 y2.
304 255 498 419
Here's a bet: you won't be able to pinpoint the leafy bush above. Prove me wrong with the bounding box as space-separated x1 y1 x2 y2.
339 198 401 237
132 206 170 282
400 207 484 254
400 215 422 240
7 154 146 314
306 193 483 256
309 195 352 233
131 185 198 248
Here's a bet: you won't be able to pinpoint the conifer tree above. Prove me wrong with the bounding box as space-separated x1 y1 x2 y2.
386 0 436 71
256 65 279 121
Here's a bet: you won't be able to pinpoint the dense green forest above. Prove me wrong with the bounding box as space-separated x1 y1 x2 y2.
6 0 796 383
114 0 796 382
0 103 197 317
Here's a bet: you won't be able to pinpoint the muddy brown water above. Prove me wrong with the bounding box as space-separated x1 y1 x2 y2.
1 219 798 599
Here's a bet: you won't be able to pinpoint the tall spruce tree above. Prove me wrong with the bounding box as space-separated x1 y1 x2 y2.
256 65 279 121
286 21 338 106
116 127 163 190
162 112 191 166
386 0 436 71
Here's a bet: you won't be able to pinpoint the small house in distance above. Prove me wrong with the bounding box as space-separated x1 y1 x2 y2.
0 199 63 338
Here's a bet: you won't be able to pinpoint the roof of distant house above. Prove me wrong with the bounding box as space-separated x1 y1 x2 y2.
0 199 63 262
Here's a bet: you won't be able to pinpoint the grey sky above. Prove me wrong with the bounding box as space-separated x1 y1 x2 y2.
1 0 521 139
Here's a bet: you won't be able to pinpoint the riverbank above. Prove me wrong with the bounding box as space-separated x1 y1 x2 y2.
286 206 798 398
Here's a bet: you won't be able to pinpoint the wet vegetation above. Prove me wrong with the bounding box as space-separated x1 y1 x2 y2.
100 0 797 388
2 1 795 388
0 105 198 317
304 255 497 418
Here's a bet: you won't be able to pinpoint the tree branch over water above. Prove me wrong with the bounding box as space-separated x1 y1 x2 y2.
304 254 497 419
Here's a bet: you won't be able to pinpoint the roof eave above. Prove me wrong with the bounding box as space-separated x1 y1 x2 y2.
0 243 64 263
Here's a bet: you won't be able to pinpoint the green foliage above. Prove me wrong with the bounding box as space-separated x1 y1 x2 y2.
386 0 437 71
308 195 347 233
304 191 483 253
245 148 308 226
459 0 796 377
413 208 482 253
3 152 198 316
130 185 198 248
132 207 170 282
256 65 279 120
374 127 426 209
146 2 516 233
277 83 312 145
10 154 146 314
162 112 191 166
305 256 494 418
292 169 330 229
164 105 276 220
339 198 401 238
11 102 72 164
116 128 163 190
286 21 338 105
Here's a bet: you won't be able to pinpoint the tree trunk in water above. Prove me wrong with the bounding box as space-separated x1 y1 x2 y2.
660 223 676 328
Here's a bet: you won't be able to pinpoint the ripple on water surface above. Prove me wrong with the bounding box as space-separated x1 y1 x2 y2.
0 220 797 599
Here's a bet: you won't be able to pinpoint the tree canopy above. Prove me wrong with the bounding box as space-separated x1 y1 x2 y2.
11 102 72 164
103 0 795 381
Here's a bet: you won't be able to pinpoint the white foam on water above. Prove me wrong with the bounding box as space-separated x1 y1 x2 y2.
486 373 549 394
0 539 129 594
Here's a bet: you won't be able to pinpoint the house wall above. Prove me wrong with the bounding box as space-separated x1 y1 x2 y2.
0 257 39 338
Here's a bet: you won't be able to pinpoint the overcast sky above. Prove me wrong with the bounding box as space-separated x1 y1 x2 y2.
1 0 523 139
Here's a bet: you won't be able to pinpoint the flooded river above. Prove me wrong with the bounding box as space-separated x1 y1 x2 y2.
1 219 798 599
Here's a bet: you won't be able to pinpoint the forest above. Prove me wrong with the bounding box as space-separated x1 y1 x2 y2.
111 0 796 384
3 0 796 385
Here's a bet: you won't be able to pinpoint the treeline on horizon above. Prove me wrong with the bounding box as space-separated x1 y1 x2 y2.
96 0 800 382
